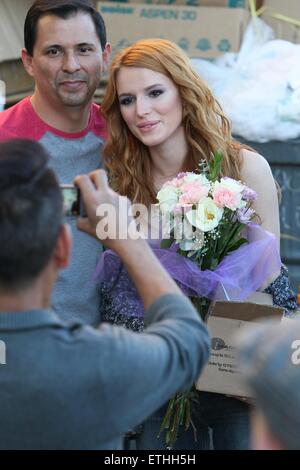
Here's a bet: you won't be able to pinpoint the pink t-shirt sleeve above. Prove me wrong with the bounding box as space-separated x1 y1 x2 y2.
0 97 48 141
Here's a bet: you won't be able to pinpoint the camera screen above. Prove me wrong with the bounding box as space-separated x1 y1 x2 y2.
61 186 80 216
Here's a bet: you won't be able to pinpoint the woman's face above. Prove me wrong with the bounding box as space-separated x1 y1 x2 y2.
116 66 183 149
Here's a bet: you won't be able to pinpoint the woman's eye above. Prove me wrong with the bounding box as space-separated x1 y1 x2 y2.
119 96 134 106
149 89 164 98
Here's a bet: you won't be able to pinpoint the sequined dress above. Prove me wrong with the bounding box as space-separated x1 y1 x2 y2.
101 262 298 333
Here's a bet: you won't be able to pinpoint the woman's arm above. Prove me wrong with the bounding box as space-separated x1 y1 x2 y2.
240 149 280 246
241 150 298 313
240 149 281 285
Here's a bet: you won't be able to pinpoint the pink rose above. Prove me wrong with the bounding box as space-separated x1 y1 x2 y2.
212 186 242 210
179 181 209 205
164 175 186 189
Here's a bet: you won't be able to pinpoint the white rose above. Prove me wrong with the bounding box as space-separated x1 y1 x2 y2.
216 177 244 193
157 186 179 213
186 197 223 232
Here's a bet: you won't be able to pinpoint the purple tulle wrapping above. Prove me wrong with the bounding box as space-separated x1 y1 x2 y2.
94 224 281 304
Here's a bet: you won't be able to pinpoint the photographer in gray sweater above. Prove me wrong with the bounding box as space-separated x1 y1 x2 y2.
0 139 210 450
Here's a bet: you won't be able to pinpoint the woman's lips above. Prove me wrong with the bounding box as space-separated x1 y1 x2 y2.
137 121 160 132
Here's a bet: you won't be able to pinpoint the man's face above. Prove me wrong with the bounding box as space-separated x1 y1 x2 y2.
24 12 109 109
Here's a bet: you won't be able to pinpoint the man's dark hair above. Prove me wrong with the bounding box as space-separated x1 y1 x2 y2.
24 0 107 55
0 139 63 291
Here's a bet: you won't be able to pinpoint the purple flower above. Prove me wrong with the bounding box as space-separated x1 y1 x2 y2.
177 172 188 179
237 207 255 224
242 186 257 202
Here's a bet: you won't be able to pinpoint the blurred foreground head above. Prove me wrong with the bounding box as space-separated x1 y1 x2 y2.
0 139 62 292
239 317 300 450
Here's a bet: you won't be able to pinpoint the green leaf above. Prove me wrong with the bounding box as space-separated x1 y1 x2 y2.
185 399 191 431
178 398 185 426
177 249 189 257
160 238 173 249
157 396 175 437
208 151 223 182
227 237 248 253
210 258 219 270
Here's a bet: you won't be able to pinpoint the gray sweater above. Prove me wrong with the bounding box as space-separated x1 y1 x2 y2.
0 98 106 326
0 294 210 449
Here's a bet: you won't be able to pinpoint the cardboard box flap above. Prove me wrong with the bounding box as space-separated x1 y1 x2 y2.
197 296 287 397
210 300 284 321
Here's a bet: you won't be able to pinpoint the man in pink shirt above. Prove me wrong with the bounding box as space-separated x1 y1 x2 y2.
0 0 111 325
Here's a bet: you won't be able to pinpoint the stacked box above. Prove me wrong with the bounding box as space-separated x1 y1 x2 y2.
98 2 250 59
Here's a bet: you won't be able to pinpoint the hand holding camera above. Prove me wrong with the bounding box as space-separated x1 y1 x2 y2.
61 184 86 217
73 170 139 252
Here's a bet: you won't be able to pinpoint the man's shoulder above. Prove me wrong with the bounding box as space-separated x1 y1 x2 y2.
0 97 46 141
89 102 107 140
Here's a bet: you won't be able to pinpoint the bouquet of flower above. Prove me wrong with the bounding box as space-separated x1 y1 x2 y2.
156 153 264 446
157 153 257 275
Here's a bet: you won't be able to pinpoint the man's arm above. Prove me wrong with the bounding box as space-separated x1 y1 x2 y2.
75 170 183 309
75 170 210 435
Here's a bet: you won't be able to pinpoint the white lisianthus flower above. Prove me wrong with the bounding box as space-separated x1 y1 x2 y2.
187 197 224 232
157 185 179 213
220 177 244 192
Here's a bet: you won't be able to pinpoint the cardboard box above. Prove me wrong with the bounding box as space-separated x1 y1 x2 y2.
0 60 34 103
0 0 34 103
196 292 284 397
98 2 250 58
0 0 32 63
98 1 265 8
99 1 248 7
261 0 300 43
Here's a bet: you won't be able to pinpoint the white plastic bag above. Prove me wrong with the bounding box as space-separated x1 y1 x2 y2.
191 18 300 142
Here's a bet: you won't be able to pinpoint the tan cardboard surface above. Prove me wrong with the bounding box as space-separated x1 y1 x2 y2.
0 59 34 98
98 2 249 58
262 0 300 43
0 1 34 100
100 1 248 7
0 0 32 62
197 316 253 397
196 297 284 397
